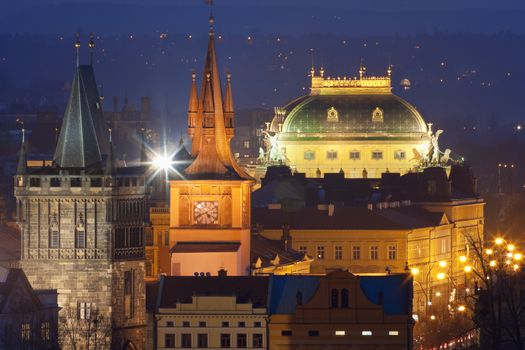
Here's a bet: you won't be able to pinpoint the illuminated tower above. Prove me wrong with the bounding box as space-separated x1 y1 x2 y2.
169 16 254 276
15 39 148 349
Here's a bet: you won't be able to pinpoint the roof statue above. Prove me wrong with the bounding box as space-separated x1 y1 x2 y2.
53 37 110 169
183 16 251 180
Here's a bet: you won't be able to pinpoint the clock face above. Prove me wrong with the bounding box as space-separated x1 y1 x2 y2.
194 201 219 225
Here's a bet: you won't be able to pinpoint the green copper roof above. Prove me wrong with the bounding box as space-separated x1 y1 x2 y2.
280 94 427 135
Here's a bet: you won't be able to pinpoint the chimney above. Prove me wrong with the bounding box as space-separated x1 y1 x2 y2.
328 204 335 217
281 224 292 251
218 269 227 277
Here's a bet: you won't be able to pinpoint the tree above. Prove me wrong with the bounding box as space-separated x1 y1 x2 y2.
59 306 112 350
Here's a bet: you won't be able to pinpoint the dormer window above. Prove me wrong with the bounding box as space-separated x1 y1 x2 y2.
372 107 384 123
327 107 339 122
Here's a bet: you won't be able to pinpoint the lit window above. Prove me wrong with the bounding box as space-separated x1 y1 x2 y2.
362 330 372 336
243 140 250 149
304 150 315 160
370 246 379 260
388 245 397 260
317 246 325 260
21 323 31 342
389 330 399 336
327 151 338 160
41 321 50 341
352 246 361 260
77 302 92 320
349 151 360 160
394 150 406 160
372 151 383 160
335 246 343 260
335 330 346 336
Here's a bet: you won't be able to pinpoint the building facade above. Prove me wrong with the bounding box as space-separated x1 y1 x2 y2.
0 267 59 350
15 59 149 349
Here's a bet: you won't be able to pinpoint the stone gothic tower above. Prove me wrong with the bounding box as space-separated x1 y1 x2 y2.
15 51 149 349
169 16 254 276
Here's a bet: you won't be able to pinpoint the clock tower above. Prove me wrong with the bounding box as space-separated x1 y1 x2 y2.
169 16 254 276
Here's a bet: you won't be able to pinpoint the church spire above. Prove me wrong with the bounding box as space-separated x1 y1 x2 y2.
16 128 27 175
183 15 251 180
53 38 110 169
224 71 234 128
105 128 116 175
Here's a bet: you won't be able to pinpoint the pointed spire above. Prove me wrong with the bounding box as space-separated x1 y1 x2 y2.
183 15 251 180
75 34 81 67
105 128 116 175
188 71 198 114
53 56 109 168
224 71 234 128
16 128 27 175
140 128 147 163
88 33 95 65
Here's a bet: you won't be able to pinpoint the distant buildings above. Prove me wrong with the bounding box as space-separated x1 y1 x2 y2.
0 267 59 349
148 271 413 350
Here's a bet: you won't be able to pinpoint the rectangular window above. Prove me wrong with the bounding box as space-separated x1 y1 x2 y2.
182 321 190 327
362 330 372 336
199 321 207 327
237 334 247 348
29 177 41 187
335 246 343 260
335 330 346 336
221 321 229 328
326 151 338 160
388 245 397 260
389 330 399 336
164 232 170 247
75 229 86 248
165 333 176 348
441 238 448 254
352 246 361 260
281 330 292 336
254 321 262 328
253 333 263 348
394 150 406 160
308 330 319 337
41 321 50 341
78 302 91 320
298 246 307 254
124 270 134 318
21 323 31 341
243 140 250 149
238 321 246 328
198 333 208 348
349 151 360 160
316 246 325 260
50 230 59 248
304 150 315 160
372 151 383 160
166 321 174 327
370 246 379 260
181 333 192 348
220 333 231 348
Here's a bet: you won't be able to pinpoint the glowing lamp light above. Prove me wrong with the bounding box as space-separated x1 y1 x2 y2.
514 253 522 261
506 260 512 265
411 267 420 276
435 292 442 297
489 260 497 267
495 238 504 245
439 260 447 268
430 315 436 320
459 256 467 263
507 244 515 252
507 252 514 258
437 272 446 280
485 249 493 255
513 264 520 271
152 155 173 170
464 265 472 273
458 305 466 312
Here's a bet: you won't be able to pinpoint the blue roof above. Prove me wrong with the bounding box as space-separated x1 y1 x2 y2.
268 275 320 314
359 274 412 315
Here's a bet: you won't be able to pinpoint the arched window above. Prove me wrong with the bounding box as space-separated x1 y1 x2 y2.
341 288 349 308
296 291 303 306
331 288 339 308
